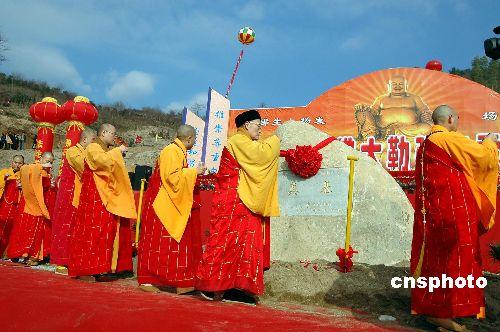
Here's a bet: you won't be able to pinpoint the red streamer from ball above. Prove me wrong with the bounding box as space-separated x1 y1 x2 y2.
225 49 245 98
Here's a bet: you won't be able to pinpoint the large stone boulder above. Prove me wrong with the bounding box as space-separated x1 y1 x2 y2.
271 121 414 266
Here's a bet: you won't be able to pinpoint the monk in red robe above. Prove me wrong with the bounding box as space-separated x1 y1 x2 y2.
411 105 498 331
0 155 24 256
69 124 137 281
51 129 96 274
196 110 280 305
137 125 206 294
7 152 54 265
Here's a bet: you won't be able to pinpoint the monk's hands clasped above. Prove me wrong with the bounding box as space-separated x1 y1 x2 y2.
119 145 128 154
197 162 207 175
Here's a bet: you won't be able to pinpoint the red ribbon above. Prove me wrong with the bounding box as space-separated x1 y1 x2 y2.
336 246 358 273
280 136 337 158
279 136 339 178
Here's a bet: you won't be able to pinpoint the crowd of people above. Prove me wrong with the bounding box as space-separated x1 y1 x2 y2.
0 107 498 331
0 132 27 150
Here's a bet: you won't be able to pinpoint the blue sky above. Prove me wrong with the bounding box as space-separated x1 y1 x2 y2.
0 0 498 111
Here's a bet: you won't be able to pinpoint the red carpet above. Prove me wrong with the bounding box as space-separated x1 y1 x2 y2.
0 263 407 331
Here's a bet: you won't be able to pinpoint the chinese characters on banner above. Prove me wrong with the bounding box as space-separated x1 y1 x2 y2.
201 88 231 174
181 107 206 168
255 116 327 128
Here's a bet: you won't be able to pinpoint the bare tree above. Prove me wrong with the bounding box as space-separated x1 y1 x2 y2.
0 32 8 62
190 102 206 118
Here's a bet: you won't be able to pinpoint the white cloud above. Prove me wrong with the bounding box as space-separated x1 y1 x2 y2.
2 43 90 93
164 92 207 112
106 71 155 103
300 0 438 18
237 2 266 21
0 1 116 49
452 0 471 13
340 36 363 51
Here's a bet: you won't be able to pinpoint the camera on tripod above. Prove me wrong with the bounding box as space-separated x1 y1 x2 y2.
484 26 500 60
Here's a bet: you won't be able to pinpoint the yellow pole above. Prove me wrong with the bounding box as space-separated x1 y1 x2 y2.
135 179 147 245
345 156 359 252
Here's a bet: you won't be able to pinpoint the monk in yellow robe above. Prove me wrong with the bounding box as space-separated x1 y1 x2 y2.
69 124 137 281
7 152 54 265
0 155 24 255
51 129 96 274
196 110 280 305
137 125 206 294
411 105 498 331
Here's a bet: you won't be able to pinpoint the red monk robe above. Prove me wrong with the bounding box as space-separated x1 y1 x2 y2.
7 164 52 260
196 130 280 296
138 139 201 288
51 144 85 266
0 168 22 255
411 125 498 319
69 139 137 276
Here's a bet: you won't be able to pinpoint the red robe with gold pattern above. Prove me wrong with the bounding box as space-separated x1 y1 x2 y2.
7 176 52 259
137 164 202 287
0 177 21 255
411 139 485 318
68 163 133 276
195 148 266 295
50 158 78 266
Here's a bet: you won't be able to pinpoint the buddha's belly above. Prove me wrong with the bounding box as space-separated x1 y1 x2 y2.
378 108 419 128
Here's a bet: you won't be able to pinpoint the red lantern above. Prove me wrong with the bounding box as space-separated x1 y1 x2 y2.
425 60 443 71
61 96 98 147
29 97 65 161
59 96 98 173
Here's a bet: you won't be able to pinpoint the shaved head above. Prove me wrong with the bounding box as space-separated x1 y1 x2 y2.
12 155 24 163
98 123 115 136
176 125 196 150
176 125 195 139
80 128 97 147
40 152 54 165
11 155 24 171
432 105 459 131
41 151 53 159
98 123 117 146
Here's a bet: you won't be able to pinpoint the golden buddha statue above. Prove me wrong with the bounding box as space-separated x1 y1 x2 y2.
355 75 432 140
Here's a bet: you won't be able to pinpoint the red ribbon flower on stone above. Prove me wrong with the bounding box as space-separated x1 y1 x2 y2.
280 136 336 178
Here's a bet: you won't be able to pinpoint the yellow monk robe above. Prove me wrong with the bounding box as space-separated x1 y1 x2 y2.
0 168 16 199
0 168 20 206
226 128 280 217
7 164 51 259
428 125 498 229
20 164 50 219
195 130 280 295
86 142 137 219
0 168 21 254
138 139 200 287
152 138 197 242
67 144 86 207
69 140 137 276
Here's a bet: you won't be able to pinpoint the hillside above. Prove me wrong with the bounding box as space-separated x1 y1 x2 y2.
0 72 183 170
